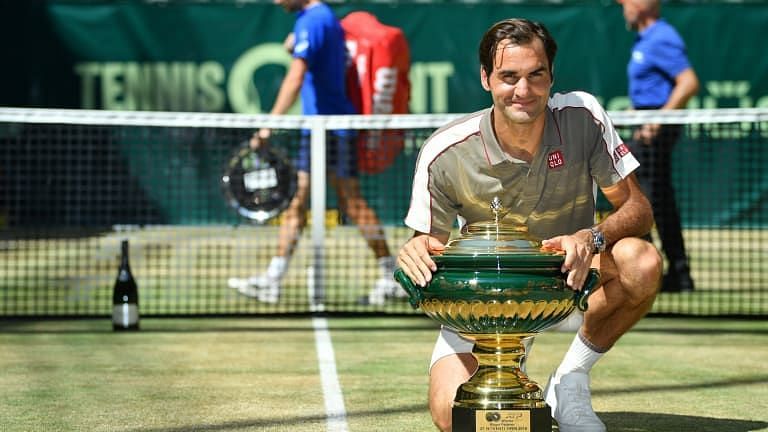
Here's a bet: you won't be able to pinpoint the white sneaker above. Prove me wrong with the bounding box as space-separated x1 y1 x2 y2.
227 276 260 297
227 275 280 304
361 277 406 306
544 371 606 432
389 278 410 299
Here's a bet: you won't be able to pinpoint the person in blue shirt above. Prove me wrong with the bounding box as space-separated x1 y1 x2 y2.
618 0 700 292
228 0 401 305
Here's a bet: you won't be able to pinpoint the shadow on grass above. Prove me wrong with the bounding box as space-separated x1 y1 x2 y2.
119 406 768 432
594 375 768 396
600 412 768 432
124 404 428 432
0 320 440 334
630 327 768 336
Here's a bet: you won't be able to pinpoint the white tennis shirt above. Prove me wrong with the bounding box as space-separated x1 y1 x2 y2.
405 91 639 240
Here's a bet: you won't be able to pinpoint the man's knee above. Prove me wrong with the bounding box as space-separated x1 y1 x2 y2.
428 375 457 432
428 382 454 432
428 353 476 432
613 238 663 305
429 403 452 432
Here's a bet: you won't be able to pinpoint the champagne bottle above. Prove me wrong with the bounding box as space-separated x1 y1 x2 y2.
112 239 139 331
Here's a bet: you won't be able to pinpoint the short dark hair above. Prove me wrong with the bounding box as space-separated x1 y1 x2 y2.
478 18 558 80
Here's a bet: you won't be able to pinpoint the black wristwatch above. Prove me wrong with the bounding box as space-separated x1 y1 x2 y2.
589 227 606 254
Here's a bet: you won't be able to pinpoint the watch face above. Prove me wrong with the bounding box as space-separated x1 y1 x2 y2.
221 142 297 224
591 228 606 253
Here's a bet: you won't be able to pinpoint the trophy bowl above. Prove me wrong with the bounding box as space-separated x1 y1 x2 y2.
394 220 600 431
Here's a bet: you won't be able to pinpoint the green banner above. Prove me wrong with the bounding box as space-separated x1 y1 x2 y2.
2 1 767 227
13 1 763 113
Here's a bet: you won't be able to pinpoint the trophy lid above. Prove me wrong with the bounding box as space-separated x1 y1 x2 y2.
434 197 564 268
442 221 553 255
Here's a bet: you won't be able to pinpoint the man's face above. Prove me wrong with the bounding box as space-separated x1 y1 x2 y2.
481 39 552 125
274 0 305 13
617 0 644 31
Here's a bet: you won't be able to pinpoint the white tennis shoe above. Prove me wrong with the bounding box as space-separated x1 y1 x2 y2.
544 371 606 432
362 277 408 305
227 275 280 304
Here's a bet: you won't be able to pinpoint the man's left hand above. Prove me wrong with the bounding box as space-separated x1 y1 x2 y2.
634 123 660 145
542 230 594 290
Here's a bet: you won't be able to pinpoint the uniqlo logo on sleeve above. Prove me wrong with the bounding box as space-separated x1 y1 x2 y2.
613 143 630 161
547 150 564 169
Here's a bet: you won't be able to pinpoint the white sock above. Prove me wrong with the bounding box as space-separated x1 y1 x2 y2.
265 256 288 280
555 331 605 377
377 256 396 279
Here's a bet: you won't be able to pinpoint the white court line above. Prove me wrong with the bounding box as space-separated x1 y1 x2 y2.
313 317 349 432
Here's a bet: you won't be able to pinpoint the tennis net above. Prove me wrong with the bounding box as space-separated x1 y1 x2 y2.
0 107 766 317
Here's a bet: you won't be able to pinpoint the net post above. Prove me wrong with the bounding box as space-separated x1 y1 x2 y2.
310 116 327 311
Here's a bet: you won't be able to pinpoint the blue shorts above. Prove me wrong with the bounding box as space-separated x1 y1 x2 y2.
295 129 358 178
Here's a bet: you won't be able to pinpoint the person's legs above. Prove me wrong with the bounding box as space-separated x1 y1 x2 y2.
335 176 390 258
228 134 313 302
334 176 405 304
331 131 390 256
275 171 310 258
228 172 309 302
632 126 693 292
545 237 661 432
652 126 694 292
331 130 400 304
427 327 476 432
580 237 661 348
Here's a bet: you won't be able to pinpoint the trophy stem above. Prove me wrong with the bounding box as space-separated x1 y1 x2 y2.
454 333 545 410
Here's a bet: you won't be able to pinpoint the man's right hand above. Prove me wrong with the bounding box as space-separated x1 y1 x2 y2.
633 123 660 146
250 129 272 150
396 233 446 287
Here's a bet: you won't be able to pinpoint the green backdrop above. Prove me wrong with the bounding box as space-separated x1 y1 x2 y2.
22 1 768 114
1 1 766 227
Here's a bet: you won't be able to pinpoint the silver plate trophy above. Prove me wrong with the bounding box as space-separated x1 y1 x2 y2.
221 141 297 224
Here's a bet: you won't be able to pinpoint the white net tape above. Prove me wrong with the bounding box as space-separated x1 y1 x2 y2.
1 107 767 129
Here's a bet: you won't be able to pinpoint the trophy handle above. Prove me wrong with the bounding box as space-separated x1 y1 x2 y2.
393 268 423 309
574 268 601 312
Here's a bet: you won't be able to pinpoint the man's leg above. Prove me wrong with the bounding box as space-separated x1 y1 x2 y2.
334 176 403 304
275 171 310 257
429 353 476 432
335 176 391 257
652 127 694 292
546 237 662 432
582 237 661 347
227 171 309 302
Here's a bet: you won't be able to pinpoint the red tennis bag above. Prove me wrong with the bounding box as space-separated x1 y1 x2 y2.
341 11 411 174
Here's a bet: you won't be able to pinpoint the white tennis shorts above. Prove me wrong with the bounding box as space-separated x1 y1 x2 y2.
428 310 584 372
429 326 474 372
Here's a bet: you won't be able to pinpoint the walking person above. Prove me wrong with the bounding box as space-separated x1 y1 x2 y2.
228 0 401 305
618 0 700 292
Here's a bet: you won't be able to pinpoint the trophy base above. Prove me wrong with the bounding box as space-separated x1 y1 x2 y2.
453 405 551 432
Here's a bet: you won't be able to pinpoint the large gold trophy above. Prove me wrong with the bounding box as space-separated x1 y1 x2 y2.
395 198 599 432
